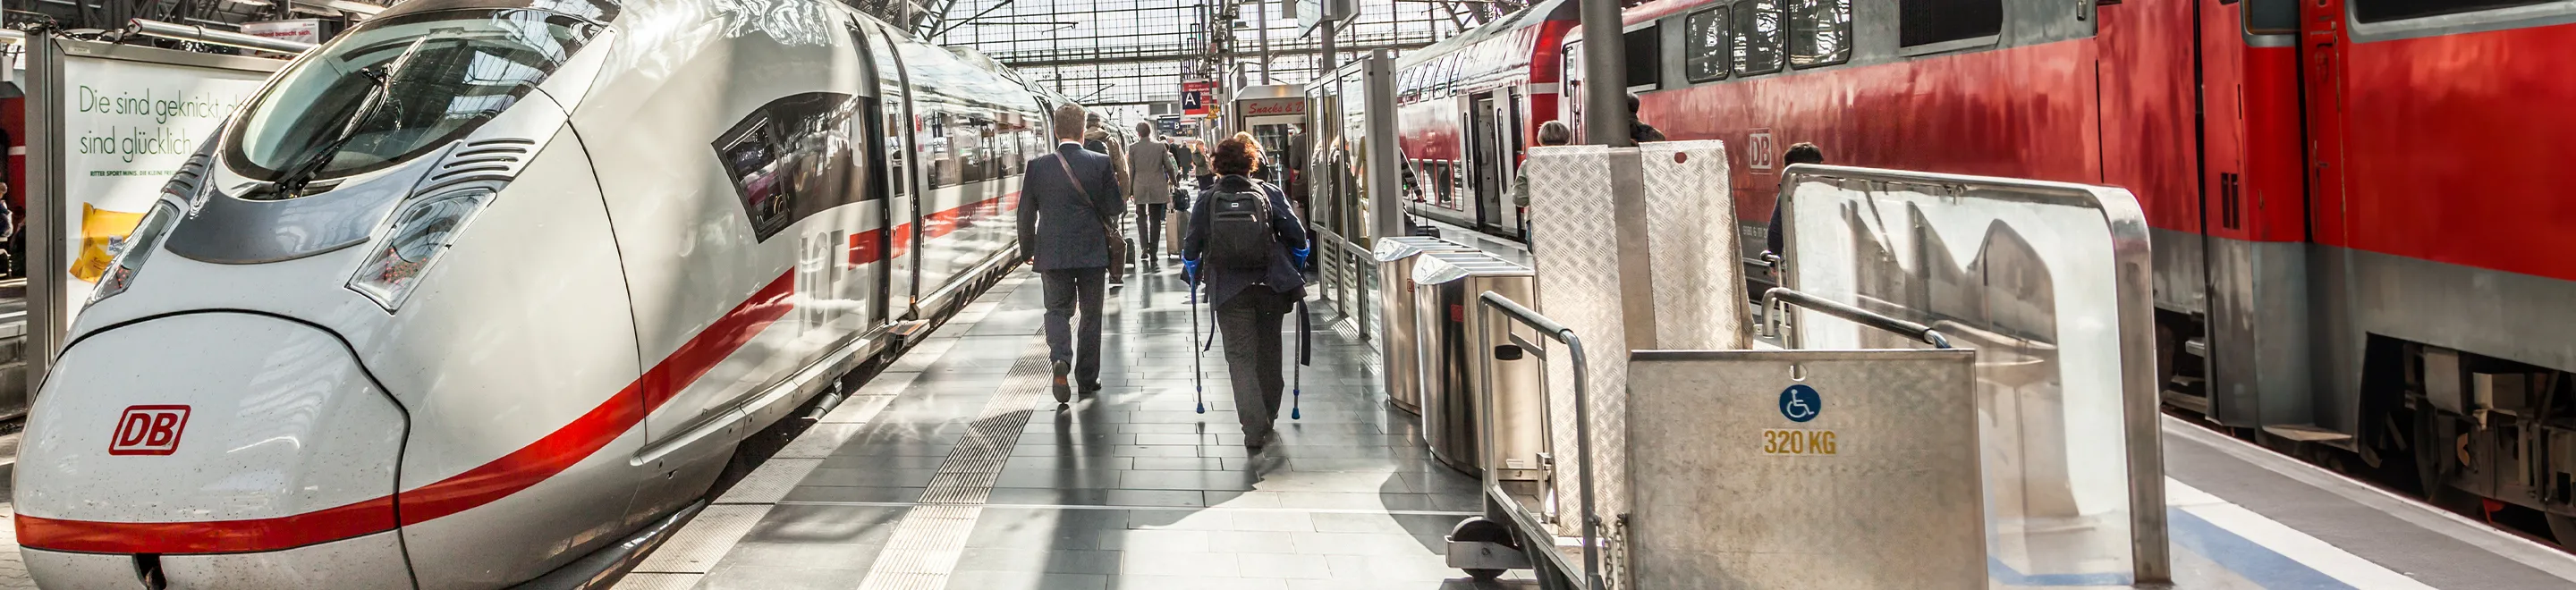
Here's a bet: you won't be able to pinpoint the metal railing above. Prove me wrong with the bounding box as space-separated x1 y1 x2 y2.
1761 287 1953 350
1475 291 1602 590
124 19 316 54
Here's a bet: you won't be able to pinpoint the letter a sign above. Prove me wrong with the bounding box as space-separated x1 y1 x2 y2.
109 405 191 456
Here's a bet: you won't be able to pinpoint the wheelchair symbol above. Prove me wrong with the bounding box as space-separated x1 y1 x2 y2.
1778 384 1821 423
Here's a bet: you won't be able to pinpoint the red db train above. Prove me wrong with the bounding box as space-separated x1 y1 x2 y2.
1389 0 2576 542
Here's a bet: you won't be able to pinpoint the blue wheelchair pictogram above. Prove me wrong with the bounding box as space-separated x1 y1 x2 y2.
1778 384 1821 423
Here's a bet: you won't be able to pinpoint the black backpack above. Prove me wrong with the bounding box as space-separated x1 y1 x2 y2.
1205 187 1275 269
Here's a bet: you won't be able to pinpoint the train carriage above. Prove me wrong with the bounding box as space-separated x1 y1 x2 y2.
10 0 1059 586
1382 0 2576 543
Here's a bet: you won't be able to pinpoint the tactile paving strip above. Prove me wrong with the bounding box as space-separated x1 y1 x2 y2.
850 341 1055 590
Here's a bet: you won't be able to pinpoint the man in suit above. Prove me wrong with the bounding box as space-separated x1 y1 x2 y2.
1128 122 1179 272
1019 104 1124 405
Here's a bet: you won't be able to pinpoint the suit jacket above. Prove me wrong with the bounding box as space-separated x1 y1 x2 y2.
1182 175 1308 308
1128 139 1176 204
1020 143 1125 272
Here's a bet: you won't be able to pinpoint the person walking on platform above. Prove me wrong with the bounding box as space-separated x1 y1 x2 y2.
1193 147 1219 194
1184 132 1309 451
1020 104 1125 405
1765 142 1826 260
1082 113 1132 284
1129 122 1181 272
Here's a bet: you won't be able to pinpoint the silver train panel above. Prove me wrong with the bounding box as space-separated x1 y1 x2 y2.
2309 244 2576 435
2147 226 2207 315
14 0 1050 586
376 126 642 586
26 531 414 590
2204 235 2313 428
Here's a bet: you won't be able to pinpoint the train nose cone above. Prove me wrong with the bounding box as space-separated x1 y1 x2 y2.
13 312 415 589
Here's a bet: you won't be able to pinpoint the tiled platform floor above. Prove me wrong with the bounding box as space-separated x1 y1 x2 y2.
621 267 1528 590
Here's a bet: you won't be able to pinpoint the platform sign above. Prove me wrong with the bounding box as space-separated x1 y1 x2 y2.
239 20 323 59
1182 81 1216 116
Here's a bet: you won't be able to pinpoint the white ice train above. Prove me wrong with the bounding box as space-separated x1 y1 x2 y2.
12 0 1056 586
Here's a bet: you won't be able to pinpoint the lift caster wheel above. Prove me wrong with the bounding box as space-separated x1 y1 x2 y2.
1446 517 1523 581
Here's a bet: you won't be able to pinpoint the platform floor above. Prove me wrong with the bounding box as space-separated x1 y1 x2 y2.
616 268 1522 590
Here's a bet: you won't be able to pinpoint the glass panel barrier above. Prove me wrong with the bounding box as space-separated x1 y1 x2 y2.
1777 164 2169 584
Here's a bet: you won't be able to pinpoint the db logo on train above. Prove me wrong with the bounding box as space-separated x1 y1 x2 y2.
108 405 191 456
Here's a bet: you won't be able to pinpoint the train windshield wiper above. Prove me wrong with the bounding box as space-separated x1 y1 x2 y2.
273 38 428 198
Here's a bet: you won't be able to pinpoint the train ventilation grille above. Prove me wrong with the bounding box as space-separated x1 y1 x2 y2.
418 138 539 194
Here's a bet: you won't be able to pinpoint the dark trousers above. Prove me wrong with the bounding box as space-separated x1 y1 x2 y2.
1216 287 1293 437
1133 203 1168 259
1042 267 1107 385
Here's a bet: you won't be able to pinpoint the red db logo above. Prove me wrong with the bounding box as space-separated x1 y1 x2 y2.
109 405 191 456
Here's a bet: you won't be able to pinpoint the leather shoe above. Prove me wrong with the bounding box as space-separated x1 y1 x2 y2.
1051 360 1072 403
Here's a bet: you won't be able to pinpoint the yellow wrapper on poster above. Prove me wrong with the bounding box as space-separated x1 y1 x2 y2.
72 204 147 283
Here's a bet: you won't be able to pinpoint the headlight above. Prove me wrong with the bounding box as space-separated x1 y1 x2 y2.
88 201 182 306
347 187 496 311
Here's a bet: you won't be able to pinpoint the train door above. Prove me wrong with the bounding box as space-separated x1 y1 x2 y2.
1561 40 1586 137
865 23 921 319
844 21 891 331
2301 0 2350 246
1504 90 1528 239
1469 91 1506 233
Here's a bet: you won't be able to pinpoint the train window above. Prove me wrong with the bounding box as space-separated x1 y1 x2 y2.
1623 24 1662 89
2354 0 2553 22
1733 0 1784 76
1899 0 2002 47
226 9 598 187
1789 0 1852 67
710 92 865 240
2242 0 2298 34
1684 7 1731 83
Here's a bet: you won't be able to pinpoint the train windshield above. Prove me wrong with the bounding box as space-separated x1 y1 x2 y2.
225 9 597 191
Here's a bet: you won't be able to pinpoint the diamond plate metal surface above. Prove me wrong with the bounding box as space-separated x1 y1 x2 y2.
1624 350 1984 589
1522 146 1635 556
1638 140 1749 350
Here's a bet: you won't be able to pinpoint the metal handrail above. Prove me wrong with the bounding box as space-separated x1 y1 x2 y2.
124 19 317 54
1761 287 1953 350
1475 291 1602 590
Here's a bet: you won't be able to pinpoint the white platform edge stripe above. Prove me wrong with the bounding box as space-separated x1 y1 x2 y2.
2166 478 2436 590
2164 416 2576 583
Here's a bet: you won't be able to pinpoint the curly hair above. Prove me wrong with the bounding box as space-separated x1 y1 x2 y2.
1212 131 1263 176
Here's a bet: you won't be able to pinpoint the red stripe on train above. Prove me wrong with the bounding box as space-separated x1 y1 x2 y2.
17 274 797 554
16 190 1021 555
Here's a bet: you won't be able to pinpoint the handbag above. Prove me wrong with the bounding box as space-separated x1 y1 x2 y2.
1053 156 1125 274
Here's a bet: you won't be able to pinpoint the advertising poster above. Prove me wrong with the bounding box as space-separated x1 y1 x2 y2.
55 55 267 316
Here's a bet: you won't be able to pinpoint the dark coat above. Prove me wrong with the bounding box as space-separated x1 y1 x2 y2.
1183 175 1308 308
1019 143 1125 271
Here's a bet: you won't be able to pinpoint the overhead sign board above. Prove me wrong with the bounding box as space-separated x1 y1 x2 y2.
240 20 323 46
1238 97 1305 119
1182 81 1216 116
1290 0 1357 37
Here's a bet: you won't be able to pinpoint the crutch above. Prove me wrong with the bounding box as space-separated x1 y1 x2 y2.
1292 299 1311 420
1190 270 1207 414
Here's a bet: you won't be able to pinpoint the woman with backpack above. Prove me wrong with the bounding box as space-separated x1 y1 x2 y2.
1182 132 1309 452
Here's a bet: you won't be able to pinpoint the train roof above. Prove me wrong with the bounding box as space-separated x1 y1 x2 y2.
1395 0 1572 70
